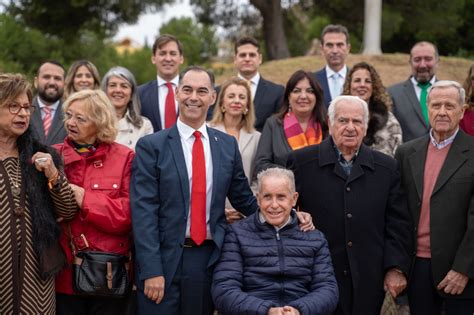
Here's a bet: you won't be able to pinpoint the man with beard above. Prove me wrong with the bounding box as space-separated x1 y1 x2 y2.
139 34 184 131
314 24 351 109
388 41 439 142
31 60 67 145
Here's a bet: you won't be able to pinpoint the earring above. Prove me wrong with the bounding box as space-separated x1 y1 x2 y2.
221 107 226 113
287 105 292 116
243 108 248 115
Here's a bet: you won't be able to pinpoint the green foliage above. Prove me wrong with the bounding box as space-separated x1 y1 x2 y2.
159 17 218 65
114 48 156 85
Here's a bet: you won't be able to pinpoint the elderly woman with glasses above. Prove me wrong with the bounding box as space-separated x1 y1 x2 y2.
102 66 153 150
0 73 77 314
53 89 135 314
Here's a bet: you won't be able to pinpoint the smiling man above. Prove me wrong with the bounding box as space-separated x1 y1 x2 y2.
30 60 67 145
314 24 351 109
139 34 184 131
388 41 440 142
288 95 413 315
212 168 338 315
395 80 474 315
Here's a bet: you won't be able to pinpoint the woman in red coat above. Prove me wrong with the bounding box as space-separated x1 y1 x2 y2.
54 89 135 314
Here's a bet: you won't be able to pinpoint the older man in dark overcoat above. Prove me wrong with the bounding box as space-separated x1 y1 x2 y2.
288 95 413 315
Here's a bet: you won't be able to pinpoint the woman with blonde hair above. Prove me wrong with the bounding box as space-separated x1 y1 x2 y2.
54 89 135 314
64 60 101 100
209 77 260 222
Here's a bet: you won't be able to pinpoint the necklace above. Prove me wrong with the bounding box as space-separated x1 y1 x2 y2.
10 158 21 197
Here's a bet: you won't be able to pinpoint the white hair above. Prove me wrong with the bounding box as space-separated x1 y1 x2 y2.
328 95 369 128
428 80 465 106
256 167 295 194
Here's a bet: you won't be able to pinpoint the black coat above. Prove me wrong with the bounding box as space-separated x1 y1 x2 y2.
287 138 413 315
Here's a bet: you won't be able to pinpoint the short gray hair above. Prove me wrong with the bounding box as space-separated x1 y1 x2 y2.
428 80 465 106
328 95 369 128
101 66 144 128
257 167 295 194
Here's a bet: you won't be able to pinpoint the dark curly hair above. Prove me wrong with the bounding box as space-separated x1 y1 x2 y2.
463 64 474 110
342 62 393 146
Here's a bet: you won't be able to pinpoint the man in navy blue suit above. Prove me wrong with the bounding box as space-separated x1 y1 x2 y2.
138 34 184 131
132 66 313 315
207 36 284 132
313 24 351 109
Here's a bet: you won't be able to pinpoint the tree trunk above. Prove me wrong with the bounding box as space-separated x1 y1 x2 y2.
250 0 290 60
362 0 382 55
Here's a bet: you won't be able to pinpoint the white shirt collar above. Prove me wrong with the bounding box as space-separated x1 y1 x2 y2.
411 75 436 87
238 72 260 86
258 210 294 231
157 75 179 87
176 118 209 141
429 128 458 150
326 65 347 79
37 97 60 111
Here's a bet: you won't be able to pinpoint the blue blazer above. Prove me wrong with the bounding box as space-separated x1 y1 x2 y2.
138 80 163 132
314 67 332 109
131 125 258 290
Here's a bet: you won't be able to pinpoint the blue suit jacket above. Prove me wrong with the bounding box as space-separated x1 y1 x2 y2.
314 68 332 109
131 125 258 290
138 80 163 132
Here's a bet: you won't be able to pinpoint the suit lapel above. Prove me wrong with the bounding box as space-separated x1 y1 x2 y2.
317 68 331 108
404 79 428 128
432 132 469 195
254 79 266 116
238 128 253 153
346 145 374 185
319 139 347 181
32 97 46 142
150 81 162 131
407 136 429 200
208 128 221 209
168 126 190 213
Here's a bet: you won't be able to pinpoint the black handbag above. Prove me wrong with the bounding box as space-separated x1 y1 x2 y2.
68 224 131 298
73 250 131 298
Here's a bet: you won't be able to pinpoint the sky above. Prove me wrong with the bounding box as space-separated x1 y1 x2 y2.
114 1 194 46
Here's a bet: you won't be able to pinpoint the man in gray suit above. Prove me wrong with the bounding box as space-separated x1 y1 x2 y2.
31 60 67 145
388 41 439 142
395 80 474 315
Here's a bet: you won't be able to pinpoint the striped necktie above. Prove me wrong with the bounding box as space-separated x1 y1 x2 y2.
43 107 52 137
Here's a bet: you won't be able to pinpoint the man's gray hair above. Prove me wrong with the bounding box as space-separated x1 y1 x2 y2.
257 167 296 194
428 80 465 106
328 95 369 128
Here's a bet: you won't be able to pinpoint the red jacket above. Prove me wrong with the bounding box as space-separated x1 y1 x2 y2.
54 138 135 294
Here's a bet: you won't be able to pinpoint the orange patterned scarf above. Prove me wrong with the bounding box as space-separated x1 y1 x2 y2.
283 112 322 150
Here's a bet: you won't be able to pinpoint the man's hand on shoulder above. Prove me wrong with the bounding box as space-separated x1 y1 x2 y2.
296 211 315 232
144 276 165 304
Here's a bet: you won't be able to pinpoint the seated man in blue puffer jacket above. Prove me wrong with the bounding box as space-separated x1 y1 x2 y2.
212 167 339 315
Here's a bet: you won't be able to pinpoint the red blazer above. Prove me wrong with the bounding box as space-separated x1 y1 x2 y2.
54 138 135 294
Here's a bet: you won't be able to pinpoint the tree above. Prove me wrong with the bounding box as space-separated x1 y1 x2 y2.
159 17 218 65
362 0 382 54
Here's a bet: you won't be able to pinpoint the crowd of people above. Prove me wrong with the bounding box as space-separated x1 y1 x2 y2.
0 23 473 315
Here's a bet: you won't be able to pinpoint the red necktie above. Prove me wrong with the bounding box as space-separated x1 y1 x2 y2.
43 107 52 137
191 131 206 245
164 82 176 128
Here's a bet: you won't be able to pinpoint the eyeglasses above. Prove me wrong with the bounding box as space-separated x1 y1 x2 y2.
8 103 36 115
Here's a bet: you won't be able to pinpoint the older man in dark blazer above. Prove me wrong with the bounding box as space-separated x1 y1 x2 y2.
388 41 439 142
30 60 67 145
288 95 412 315
395 80 474 315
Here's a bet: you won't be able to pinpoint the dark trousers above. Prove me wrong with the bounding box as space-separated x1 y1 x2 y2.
408 257 474 315
137 242 215 315
56 293 129 315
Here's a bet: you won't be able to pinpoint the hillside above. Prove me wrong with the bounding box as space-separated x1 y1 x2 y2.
214 54 473 87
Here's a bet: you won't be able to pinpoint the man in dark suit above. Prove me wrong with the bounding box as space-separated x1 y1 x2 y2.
313 24 351 109
30 60 67 145
208 36 284 132
395 80 474 315
388 41 439 142
132 66 258 314
288 95 412 315
138 34 184 131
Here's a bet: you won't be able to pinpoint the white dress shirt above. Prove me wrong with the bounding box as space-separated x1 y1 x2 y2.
410 76 436 101
37 97 60 120
238 72 260 99
326 65 347 99
157 75 180 128
177 119 214 239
